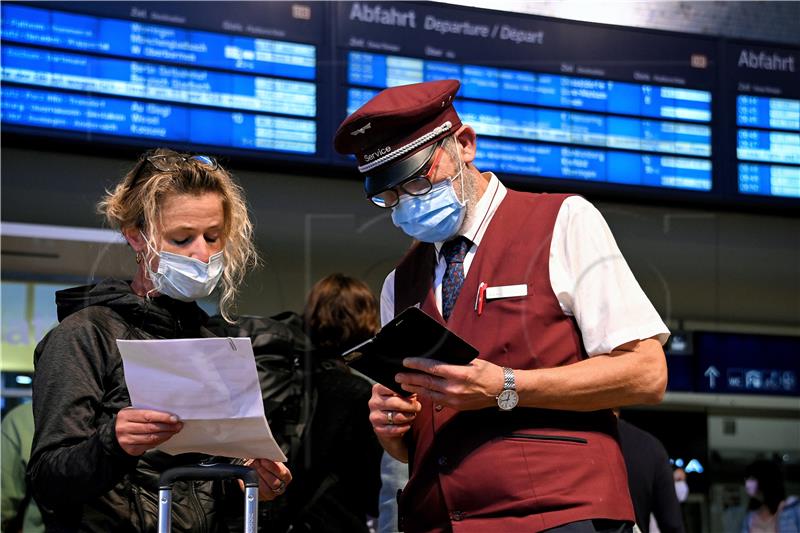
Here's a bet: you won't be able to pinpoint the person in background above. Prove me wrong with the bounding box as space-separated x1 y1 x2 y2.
1 402 43 532
615 413 684 533
334 79 669 532
663 467 691 533
741 459 800 532
673 467 690 505
297 273 384 532
209 273 384 532
27 148 291 531
377 450 407 533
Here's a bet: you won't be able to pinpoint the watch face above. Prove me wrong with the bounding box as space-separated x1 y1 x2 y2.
497 389 519 411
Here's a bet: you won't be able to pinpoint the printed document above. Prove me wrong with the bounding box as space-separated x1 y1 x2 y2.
117 337 286 461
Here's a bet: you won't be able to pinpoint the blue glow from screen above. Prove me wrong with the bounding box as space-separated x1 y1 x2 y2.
0 4 319 155
736 94 800 199
346 55 714 193
1 4 316 79
2 87 317 153
349 51 712 122
685 458 704 474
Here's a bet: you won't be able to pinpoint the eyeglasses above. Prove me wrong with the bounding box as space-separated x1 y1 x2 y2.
146 154 218 172
369 145 445 208
129 153 218 188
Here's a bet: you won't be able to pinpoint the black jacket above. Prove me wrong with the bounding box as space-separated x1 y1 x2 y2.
618 419 685 533
28 279 240 532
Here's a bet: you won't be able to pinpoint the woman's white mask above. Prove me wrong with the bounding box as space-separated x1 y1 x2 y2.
745 479 759 498
141 233 224 302
674 480 689 503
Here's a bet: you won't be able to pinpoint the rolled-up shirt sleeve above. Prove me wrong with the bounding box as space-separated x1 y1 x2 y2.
549 196 670 356
380 270 396 327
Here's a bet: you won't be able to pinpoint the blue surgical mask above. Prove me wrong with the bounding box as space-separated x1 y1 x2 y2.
391 162 466 243
142 232 224 301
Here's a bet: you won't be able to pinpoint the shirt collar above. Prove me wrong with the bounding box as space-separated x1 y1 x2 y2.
435 172 507 255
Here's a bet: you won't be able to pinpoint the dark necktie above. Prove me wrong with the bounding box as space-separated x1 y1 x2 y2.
441 236 471 321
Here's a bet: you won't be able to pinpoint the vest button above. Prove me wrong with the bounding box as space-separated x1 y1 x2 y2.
437 456 448 467
434 403 444 412
450 511 464 521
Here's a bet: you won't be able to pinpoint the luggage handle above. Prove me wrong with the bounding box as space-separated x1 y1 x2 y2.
159 463 259 488
158 464 259 533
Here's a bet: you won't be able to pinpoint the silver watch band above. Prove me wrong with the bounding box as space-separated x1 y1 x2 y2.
502 367 515 391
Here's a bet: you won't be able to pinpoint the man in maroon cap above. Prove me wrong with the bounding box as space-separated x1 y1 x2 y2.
334 79 670 533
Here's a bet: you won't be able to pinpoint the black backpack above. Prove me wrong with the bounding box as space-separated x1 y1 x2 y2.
207 313 373 533
206 312 315 468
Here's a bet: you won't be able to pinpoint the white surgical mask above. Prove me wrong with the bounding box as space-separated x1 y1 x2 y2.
674 480 689 502
142 233 224 301
745 479 759 498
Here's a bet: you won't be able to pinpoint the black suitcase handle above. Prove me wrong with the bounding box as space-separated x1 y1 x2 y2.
158 463 260 532
159 463 259 488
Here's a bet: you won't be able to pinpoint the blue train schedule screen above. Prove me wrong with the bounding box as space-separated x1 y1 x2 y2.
736 109 800 198
2 45 316 117
738 95 800 131
1 3 320 157
345 51 712 192
730 42 800 200
1 4 316 79
348 51 712 123
2 87 316 154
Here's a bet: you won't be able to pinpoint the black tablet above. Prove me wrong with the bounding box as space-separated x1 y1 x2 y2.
341 306 479 395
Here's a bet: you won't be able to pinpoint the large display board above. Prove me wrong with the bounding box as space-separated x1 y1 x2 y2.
1 1 798 208
1 1 325 160
725 41 800 200
335 1 718 197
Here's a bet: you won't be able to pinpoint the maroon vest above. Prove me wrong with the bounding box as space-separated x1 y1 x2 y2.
394 191 633 532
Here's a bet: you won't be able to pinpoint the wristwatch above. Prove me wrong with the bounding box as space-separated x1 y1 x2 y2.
496 367 519 411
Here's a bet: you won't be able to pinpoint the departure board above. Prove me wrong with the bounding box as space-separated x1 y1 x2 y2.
726 41 800 199
0 2 324 158
336 1 718 194
2 1 797 208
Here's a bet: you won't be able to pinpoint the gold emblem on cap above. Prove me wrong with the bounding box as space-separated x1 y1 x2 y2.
350 122 372 136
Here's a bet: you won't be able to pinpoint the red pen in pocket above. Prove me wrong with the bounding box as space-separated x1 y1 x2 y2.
475 281 488 316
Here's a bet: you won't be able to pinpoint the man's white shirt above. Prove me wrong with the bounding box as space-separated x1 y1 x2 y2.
380 173 670 356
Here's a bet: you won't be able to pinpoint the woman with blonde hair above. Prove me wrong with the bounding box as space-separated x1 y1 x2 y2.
28 148 291 531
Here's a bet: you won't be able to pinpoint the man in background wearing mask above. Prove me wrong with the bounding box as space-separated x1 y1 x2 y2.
334 79 670 533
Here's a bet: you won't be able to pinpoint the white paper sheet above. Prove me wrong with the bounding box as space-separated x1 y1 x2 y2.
117 337 286 461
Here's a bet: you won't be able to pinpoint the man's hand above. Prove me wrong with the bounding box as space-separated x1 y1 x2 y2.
243 459 292 501
396 357 504 410
115 407 183 456
368 383 422 462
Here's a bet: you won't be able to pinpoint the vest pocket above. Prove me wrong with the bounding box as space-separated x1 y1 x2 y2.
504 433 588 444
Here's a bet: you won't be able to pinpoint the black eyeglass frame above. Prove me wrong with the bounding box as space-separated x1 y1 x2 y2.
368 144 445 209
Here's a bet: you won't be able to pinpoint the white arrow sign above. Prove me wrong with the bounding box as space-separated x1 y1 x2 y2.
704 366 720 388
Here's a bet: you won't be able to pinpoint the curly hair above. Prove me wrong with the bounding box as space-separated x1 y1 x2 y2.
303 274 380 357
97 148 258 321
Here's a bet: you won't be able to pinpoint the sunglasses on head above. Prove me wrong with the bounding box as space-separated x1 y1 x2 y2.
129 153 219 188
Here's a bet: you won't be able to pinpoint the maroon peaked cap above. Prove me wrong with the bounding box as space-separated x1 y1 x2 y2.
333 79 462 197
